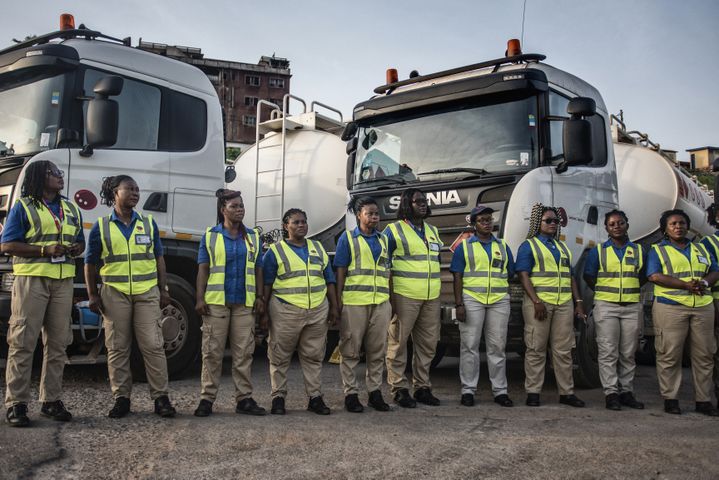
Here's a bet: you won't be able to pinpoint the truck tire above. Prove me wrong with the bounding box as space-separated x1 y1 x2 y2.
572 308 601 389
131 274 200 381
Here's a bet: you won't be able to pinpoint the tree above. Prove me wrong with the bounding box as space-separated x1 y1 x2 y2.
226 147 242 164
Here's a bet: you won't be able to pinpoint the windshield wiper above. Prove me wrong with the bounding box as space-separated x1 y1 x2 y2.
417 167 488 176
353 174 409 187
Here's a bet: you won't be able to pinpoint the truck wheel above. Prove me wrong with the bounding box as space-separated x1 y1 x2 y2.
130 274 200 381
572 309 601 389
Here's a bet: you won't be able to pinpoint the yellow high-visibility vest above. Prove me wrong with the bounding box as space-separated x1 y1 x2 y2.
99 213 157 295
594 243 643 303
461 238 509 305
12 197 81 279
526 236 573 305
342 230 390 305
204 227 260 306
652 242 712 307
270 239 329 309
700 234 719 300
386 220 442 301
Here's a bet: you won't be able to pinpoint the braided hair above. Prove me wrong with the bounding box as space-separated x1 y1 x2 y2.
20 160 52 207
707 204 718 228
396 188 431 221
100 175 135 207
281 208 307 239
526 203 563 239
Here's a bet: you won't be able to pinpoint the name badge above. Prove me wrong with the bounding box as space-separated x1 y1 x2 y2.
51 255 66 264
625 257 637 266
429 242 440 252
697 255 709 266
135 235 152 245
491 258 503 269
560 258 570 268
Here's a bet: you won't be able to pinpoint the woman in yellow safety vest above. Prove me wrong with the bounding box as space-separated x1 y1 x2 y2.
516 203 586 408
646 209 719 416
260 208 339 415
2 160 84 427
85 175 176 419
193 189 266 417
334 196 392 413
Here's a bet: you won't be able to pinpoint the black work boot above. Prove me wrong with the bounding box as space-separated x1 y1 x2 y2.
664 399 681 415
414 387 440 406
526 393 540 407
695 401 719 417
194 399 213 417
460 393 474 407
108 397 131 419
6 403 30 427
394 388 417 408
559 394 586 408
367 390 390 411
236 397 267 416
154 395 177 418
271 397 286 415
344 394 364 413
41 400 73 421
307 396 331 415
605 393 621 411
619 391 644 409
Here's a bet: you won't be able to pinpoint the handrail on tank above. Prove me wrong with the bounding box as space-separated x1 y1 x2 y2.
280 94 307 216
310 101 343 123
254 99 281 227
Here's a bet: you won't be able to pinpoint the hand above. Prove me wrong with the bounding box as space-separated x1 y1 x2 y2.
45 244 67 257
252 298 265 316
195 298 210 316
259 313 270 332
456 305 466 322
88 293 104 315
575 303 587 322
533 301 547 321
160 290 172 309
686 279 703 295
67 243 83 257
328 306 339 326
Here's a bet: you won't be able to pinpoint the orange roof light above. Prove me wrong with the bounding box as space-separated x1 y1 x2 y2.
60 13 75 31
386 68 398 85
507 38 522 57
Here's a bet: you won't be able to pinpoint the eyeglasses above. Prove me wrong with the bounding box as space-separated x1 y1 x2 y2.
46 169 64 178
475 218 493 224
543 218 560 225
412 199 428 206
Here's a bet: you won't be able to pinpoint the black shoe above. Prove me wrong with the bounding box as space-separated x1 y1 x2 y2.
526 393 540 407
394 388 417 408
367 390 390 412
6 403 30 428
194 399 213 417
460 393 474 407
271 397 286 415
307 396 331 415
40 400 72 422
494 394 514 407
559 394 586 408
344 394 364 413
605 393 621 411
664 399 681 415
414 388 440 406
619 391 644 410
236 398 267 416
108 397 131 419
695 401 719 417
154 395 176 418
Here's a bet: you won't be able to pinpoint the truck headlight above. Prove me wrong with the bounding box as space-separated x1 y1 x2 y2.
1 273 15 292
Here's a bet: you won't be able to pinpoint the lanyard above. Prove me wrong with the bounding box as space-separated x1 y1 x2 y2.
42 199 64 238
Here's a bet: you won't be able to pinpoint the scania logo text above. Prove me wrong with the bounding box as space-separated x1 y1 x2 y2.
387 190 464 211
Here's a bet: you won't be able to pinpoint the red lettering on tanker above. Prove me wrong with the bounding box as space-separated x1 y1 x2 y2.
557 207 568 227
74 189 98 210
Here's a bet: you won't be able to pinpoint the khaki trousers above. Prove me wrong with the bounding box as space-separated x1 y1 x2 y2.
713 301 719 395
593 300 641 395
200 304 256 402
4 276 73 408
522 295 575 395
652 302 716 402
339 301 391 395
101 285 169 400
268 296 329 399
385 294 441 395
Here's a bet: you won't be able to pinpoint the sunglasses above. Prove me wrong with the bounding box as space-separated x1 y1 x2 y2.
542 218 560 225
47 169 64 178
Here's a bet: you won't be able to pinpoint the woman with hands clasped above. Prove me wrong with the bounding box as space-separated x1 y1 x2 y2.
515 204 586 408
193 189 266 417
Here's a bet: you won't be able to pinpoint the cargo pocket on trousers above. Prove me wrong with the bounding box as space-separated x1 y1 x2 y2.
155 319 165 350
339 331 355 359
654 328 665 356
388 315 401 344
65 322 74 347
7 318 27 349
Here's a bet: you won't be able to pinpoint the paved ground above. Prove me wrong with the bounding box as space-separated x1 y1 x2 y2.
1 354 718 480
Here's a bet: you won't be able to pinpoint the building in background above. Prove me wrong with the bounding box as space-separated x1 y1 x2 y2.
686 146 719 170
138 41 291 149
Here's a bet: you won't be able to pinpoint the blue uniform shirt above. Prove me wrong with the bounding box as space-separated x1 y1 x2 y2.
1 196 85 244
646 239 718 305
583 239 646 279
333 227 384 268
384 220 427 256
263 241 336 285
515 234 567 273
699 231 719 257
197 225 263 305
85 210 163 264
449 235 515 278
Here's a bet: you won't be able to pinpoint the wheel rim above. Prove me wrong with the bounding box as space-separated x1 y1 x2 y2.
160 300 188 359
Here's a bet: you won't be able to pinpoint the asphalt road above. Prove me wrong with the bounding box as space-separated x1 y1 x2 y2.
1 354 718 480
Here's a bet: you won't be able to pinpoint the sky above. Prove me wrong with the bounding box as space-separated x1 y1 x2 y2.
4 0 717 160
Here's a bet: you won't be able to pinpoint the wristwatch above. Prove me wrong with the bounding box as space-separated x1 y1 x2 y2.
700 279 710 289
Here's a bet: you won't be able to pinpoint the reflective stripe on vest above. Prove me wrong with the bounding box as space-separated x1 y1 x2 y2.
462 238 509 304
99 213 157 295
594 243 643 303
387 220 442 300
12 198 81 279
652 243 712 307
342 230 390 305
702 234 719 300
270 239 328 309
527 237 572 305
204 227 259 306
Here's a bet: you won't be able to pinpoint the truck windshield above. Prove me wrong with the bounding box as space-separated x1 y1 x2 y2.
352 93 539 187
0 73 65 156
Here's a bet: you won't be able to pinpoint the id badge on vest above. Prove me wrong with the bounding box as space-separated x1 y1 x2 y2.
51 255 66 263
560 257 570 268
429 242 440 252
491 258 503 269
135 235 152 246
697 255 709 266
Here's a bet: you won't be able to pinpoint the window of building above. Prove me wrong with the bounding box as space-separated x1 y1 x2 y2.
243 115 257 127
690 153 696 169
269 78 285 88
245 75 260 87
245 96 259 107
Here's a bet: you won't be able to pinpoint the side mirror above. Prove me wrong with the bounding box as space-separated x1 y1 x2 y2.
346 137 358 155
560 97 595 171
225 165 237 183
341 122 358 141
346 152 356 190
80 76 124 157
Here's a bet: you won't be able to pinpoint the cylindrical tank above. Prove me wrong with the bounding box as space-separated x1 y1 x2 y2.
229 128 347 239
614 142 713 242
